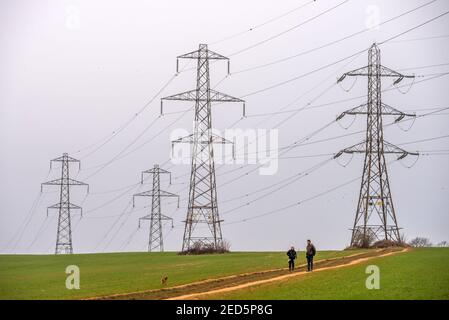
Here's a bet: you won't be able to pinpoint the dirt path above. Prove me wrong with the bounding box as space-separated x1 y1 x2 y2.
91 248 406 300
169 247 409 300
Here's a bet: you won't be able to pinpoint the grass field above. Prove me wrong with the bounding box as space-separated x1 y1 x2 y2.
0 250 358 299
204 248 449 300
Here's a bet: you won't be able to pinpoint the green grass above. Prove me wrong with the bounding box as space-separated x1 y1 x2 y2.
0 250 357 299
207 248 449 300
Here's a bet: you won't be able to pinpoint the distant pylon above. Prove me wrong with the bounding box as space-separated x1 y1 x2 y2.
41 153 89 254
133 165 178 252
161 44 245 252
335 43 418 247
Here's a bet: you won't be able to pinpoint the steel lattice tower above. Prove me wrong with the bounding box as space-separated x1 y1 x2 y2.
41 153 89 254
133 165 178 252
335 43 418 247
161 44 245 252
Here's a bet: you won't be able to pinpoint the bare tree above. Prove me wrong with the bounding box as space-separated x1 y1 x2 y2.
409 237 432 247
437 241 448 247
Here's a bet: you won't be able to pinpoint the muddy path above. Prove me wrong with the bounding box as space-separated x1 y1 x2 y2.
91 248 406 300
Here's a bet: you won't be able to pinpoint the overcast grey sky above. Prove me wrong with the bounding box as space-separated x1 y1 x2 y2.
1 0 448 254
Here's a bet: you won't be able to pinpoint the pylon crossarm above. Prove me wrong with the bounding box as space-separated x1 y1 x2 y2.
172 133 195 145
50 155 82 170
51 155 80 163
336 103 368 120
176 46 229 73
160 214 174 227
138 214 151 227
337 102 416 122
380 103 416 122
383 141 419 159
209 89 244 103
161 89 244 116
42 178 88 186
134 190 178 198
48 202 81 210
162 89 198 102
172 133 233 145
41 178 89 192
335 140 418 159
47 203 82 217
334 141 366 158
142 167 170 175
338 65 414 84
210 133 233 144
141 167 170 183
379 65 414 84
160 90 195 115
177 47 228 61
209 90 245 117
161 89 243 103
337 66 369 82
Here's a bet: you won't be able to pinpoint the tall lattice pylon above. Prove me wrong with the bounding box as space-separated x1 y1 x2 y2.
334 43 418 247
133 165 178 252
161 44 245 252
41 153 89 254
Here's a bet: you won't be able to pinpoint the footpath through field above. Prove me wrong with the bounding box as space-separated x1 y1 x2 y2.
92 247 407 300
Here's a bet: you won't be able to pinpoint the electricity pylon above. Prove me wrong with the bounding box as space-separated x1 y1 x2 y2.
161 44 245 252
41 153 89 254
334 43 418 247
133 165 178 252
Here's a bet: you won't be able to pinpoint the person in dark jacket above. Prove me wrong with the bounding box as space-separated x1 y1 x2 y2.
306 240 316 271
286 246 297 271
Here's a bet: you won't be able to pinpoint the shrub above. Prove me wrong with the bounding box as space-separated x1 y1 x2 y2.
178 239 231 255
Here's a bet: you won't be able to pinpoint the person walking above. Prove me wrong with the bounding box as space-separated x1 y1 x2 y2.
306 240 316 272
286 246 297 271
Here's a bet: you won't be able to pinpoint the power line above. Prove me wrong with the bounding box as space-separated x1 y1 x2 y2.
237 10 449 99
27 215 55 252
81 116 160 179
71 58 195 159
245 72 449 120
220 158 333 211
169 78 449 204
232 0 437 74
387 34 449 43
169 75 448 202
93 196 136 252
398 62 449 71
72 73 178 158
78 9 449 189
209 0 316 46
221 159 400 226
228 0 350 57
7 192 43 253
79 105 194 174
398 134 449 146
83 183 142 215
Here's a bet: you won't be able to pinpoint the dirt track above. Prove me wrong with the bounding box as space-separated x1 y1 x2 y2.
91 248 407 300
